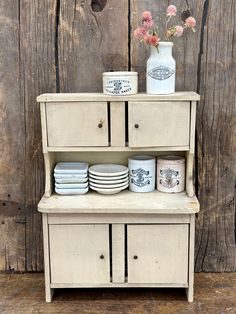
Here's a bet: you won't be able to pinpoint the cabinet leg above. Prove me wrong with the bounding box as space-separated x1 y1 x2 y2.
186 286 193 302
186 214 195 303
45 286 54 303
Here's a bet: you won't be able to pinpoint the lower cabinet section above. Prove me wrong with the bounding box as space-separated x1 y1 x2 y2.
49 224 110 284
48 223 189 286
127 224 189 284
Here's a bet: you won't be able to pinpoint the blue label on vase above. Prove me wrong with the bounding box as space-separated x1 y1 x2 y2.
148 66 175 81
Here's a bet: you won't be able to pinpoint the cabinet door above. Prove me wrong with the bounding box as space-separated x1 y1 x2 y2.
49 224 110 284
127 224 188 284
46 102 108 146
128 102 190 147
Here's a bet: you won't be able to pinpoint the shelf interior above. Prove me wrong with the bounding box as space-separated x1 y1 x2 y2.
38 189 199 214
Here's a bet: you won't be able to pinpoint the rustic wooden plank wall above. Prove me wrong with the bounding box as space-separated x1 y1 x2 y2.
0 0 235 272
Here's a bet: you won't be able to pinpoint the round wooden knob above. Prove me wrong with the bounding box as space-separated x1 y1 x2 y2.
134 124 139 129
133 255 138 260
100 254 104 259
98 123 103 128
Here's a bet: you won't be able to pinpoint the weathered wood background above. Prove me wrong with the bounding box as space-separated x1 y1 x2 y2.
0 0 235 272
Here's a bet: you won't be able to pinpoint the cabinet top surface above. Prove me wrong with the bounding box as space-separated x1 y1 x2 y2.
38 190 200 214
37 92 200 102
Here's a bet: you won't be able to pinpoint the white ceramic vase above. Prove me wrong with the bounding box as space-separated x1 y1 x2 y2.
146 42 176 95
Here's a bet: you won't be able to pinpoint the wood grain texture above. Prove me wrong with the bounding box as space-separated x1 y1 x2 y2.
0 0 235 272
131 0 236 272
58 0 129 92
0 273 236 312
0 0 26 271
19 0 57 271
195 0 236 272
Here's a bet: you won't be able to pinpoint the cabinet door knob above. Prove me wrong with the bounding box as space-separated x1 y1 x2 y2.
98 123 103 128
100 254 104 259
134 124 139 129
133 255 138 260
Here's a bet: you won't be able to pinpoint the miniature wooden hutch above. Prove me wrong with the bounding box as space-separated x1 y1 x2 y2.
37 92 200 302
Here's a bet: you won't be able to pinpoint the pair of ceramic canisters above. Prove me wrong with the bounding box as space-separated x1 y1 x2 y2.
128 155 185 193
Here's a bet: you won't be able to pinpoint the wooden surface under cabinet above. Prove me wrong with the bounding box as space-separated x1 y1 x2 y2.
38 190 199 214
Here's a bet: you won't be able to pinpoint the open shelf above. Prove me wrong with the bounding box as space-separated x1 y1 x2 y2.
37 92 200 102
47 145 189 152
38 190 199 214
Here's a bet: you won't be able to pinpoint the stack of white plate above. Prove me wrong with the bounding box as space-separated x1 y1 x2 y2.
89 164 129 195
54 162 89 195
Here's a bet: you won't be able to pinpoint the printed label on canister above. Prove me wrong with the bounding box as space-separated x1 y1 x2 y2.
159 168 181 189
105 79 132 95
130 168 152 187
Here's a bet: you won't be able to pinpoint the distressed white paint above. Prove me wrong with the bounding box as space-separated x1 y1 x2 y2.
38 92 200 303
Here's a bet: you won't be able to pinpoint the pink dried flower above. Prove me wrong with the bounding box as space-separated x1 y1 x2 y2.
142 11 152 21
185 16 196 28
174 25 184 37
143 19 154 29
167 5 177 16
149 35 160 47
134 27 147 40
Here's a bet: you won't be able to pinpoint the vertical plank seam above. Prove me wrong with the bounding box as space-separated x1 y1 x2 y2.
195 0 209 200
55 0 61 92
18 0 27 272
128 0 131 70
235 181 236 247
196 0 209 94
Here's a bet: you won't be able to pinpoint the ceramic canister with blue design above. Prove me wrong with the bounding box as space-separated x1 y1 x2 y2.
128 155 156 193
157 155 185 193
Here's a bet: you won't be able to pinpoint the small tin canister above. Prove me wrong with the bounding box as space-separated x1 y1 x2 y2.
157 155 185 193
128 155 155 193
103 71 138 95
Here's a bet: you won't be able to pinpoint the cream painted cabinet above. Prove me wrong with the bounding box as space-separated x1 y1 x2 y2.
37 92 200 303
46 102 108 147
49 224 110 284
127 224 189 284
128 102 190 147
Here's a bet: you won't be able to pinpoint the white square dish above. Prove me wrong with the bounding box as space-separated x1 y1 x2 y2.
54 162 89 174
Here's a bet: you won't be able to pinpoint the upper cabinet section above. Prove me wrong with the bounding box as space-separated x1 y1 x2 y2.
128 102 190 148
46 102 108 147
38 93 199 151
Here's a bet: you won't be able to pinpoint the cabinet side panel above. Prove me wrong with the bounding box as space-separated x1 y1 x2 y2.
40 102 48 152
